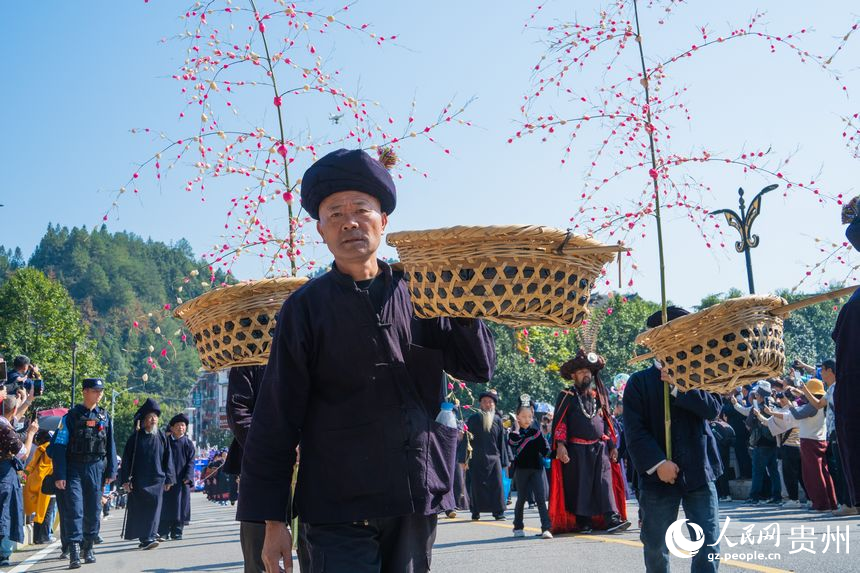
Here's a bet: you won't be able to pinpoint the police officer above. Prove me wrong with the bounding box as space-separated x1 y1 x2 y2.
49 378 117 569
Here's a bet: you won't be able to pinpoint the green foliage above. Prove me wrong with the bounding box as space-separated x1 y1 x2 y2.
0 246 25 285
0 268 105 407
777 289 842 365
27 224 227 399
478 323 559 412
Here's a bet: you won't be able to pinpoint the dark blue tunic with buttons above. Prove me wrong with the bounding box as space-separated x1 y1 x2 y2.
159 434 196 526
237 260 496 525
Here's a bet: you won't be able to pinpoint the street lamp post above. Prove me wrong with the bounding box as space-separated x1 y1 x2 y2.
711 184 779 294
70 341 78 407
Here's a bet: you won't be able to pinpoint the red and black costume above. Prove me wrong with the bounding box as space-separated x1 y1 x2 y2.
549 349 628 533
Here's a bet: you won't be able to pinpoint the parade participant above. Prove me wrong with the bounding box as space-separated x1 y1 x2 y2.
623 307 723 573
120 398 175 550
225 365 273 573
549 349 628 534
0 394 39 567
158 413 195 541
832 198 860 511
508 401 552 538
24 430 55 544
467 390 509 521
237 148 496 573
452 419 470 514
49 377 117 569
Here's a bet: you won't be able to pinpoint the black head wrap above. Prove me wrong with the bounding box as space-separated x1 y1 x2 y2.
169 413 190 427
645 306 690 328
301 149 396 220
134 398 161 422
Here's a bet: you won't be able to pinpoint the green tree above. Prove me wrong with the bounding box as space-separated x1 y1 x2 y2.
778 289 843 366
0 268 105 407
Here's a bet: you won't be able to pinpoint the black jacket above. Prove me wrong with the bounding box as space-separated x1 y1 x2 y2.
508 427 548 470
622 366 723 493
237 260 496 525
223 366 265 476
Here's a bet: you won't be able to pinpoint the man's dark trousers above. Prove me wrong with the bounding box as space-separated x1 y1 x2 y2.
304 514 436 573
64 460 105 542
639 481 720 573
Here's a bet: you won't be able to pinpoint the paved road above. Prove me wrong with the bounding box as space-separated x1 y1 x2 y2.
4 495 857 572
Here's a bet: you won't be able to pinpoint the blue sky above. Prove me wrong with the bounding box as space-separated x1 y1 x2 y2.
2 1 859 308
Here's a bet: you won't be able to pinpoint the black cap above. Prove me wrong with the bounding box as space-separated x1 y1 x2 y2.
135 397 161 420
646 306 690 328
169 413 190 427
300 148 396 220
82 378 105 390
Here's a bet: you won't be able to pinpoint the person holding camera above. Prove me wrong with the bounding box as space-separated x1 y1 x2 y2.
755 388 804 509
738 381 782 505
0 393 40 566
48 378 117 569
6 355 42 394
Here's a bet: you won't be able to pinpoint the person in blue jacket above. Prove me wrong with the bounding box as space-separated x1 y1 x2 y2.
622 307 723 573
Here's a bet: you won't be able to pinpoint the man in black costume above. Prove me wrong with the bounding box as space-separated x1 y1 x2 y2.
466 390 508 521
120 398 175 550
237 148 496 573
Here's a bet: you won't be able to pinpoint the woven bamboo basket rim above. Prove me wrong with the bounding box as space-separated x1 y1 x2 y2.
174 276 310 320
387 225 628 255
629 285 859 364
634 295 786 351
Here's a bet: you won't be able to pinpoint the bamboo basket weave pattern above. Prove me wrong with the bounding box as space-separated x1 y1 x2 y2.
386 225 622 327
174 277 308 371
635 296 787 394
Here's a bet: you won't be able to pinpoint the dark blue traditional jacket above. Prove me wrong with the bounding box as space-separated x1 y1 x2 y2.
622 366 723 493
238 260 496 525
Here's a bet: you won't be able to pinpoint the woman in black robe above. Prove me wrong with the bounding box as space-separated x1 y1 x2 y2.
158 413 195 540
120 399 174 549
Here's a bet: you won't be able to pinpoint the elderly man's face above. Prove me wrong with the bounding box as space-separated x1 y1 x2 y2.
316 191 388 264
143 412 159 431
479 397 495 412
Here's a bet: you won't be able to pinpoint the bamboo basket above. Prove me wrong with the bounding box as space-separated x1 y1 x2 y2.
630 286 858 394
386 225 625 327
174 277 309 371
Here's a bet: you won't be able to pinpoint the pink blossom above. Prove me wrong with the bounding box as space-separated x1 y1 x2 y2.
133 321 139 328
447 383 454 390
273 96 282 107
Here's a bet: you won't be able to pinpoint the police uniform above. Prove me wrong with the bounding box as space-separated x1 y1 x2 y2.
50 378 117 569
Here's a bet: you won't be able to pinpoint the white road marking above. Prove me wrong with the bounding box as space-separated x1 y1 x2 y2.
6 541 61 573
